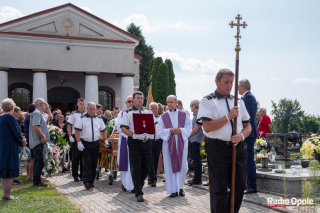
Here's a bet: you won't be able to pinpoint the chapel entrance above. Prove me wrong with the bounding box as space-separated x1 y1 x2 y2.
48 87 80 114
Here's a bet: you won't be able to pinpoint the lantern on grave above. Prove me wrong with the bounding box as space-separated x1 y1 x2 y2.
275 155 286 173
269 146 277 163
290 157 303 175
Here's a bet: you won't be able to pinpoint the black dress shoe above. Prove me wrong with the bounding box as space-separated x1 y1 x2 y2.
122 184 127 191
80 177 84 182
244 188 257 194
187 179 193 184
131 190 136 193
169 192 178 198
151 182 156 187
74 177 79 182
62 167 69 172
84 182 91 189
137 194 144 202
188 180 202 186
179 189 185 196
162 179 165 182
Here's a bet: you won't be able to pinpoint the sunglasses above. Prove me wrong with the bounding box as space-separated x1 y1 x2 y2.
127 101 133 103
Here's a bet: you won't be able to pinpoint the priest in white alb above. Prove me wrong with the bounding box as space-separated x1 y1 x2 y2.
157 95 192 197
115 95 134 192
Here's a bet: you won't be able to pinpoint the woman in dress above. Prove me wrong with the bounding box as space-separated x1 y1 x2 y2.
0 98 27 200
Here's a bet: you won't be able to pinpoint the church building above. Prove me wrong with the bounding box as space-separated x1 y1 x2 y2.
0 3 141 112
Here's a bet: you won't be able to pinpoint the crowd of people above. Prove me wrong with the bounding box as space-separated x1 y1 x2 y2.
0 68 274 212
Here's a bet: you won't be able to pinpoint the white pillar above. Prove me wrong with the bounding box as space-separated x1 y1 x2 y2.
120 75 134 110
0 70 8 102
33 70 47 102
85 74 99 104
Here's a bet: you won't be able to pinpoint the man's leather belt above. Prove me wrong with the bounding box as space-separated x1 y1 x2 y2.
206 137 232 146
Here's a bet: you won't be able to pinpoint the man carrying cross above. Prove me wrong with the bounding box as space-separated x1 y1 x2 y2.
197 69 251 212
156 95 192 197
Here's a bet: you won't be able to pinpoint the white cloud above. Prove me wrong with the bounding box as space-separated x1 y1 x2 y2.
0 6 23 23
293 77 320 84
154 51 227 74
270 77 279 81
80 7 93 14
123 13 193 32
154 51 228 117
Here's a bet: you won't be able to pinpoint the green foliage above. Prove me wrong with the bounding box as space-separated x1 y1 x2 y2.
150 57 163 99
165 59 176 95
303 114 320 134
308 160 320 211
153 63 170 104
271 98 305 133
127 23 154 105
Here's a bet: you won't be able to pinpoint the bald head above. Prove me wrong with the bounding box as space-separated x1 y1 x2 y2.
166 95 178 111
87 102 96 117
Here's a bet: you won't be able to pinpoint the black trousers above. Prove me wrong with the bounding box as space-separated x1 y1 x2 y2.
82 141 100 184
206 138 247 213
191 142 202 182
127 137 152 196
148 139 162 183
32 143 44 185
71 136 83 178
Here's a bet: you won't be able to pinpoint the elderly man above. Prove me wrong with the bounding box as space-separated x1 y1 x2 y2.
187 99 204 186
157 95 192 198
74 102 109 189
239 79 258 194
257 107 272 138
29 98 51 187
148 102 163 187
197 69 251 213
115 95 134 192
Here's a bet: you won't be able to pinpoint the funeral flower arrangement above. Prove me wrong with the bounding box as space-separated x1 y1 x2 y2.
254 138 267 153
300 134 320 159
48 124 65 144
20 146 31 162
106 118 117 138
43 142 61 177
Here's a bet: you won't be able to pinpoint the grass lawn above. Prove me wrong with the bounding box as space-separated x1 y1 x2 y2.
0 175 80 213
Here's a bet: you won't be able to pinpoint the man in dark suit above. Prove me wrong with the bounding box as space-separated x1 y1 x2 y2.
239 79 258 194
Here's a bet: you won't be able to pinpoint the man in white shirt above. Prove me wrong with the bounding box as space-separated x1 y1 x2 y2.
74 102 109 189
197 69 252 213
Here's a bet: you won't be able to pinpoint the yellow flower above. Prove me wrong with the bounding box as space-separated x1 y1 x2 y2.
316 146 320 151
300 148 305 152
312 137 316 140
312 134 316 137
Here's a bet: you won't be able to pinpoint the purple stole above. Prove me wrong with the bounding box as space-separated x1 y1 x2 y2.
119 109 128 171
161 110 186 173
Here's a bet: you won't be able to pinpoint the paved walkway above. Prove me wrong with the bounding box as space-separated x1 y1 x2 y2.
47 171 285 213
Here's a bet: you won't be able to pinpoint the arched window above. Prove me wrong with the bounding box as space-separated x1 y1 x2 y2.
99 86 115 111
9 83 33 112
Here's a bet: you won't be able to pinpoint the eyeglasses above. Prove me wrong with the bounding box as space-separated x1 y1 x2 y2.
127 101 133 103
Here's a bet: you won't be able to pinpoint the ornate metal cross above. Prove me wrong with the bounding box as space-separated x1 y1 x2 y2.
229 14 247 51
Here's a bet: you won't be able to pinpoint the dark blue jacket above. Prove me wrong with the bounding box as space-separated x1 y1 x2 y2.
242 91 258 138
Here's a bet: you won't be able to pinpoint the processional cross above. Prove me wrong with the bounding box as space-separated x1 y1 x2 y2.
229 14 247 213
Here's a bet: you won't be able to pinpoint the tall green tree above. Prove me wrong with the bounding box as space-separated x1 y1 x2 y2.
127 23 154 104
302 114 320 134
271 98 305 133
165 59 176 95
153 63 170 104
150 57 163 99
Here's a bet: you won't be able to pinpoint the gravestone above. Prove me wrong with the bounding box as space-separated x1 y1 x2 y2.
266 133 291 165
287 132 302 154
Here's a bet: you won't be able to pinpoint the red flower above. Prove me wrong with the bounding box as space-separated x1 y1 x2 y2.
54 148 59 153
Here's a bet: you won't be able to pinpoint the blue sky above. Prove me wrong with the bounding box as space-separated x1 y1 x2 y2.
1 0 319 117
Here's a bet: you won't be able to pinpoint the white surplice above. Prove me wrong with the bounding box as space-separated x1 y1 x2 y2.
116 111 134 190
157 110 192 194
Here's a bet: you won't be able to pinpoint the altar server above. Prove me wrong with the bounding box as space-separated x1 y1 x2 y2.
116 95 134 192
156 95 192 197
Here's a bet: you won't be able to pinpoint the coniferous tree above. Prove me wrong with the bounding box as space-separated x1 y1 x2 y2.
150 57 163 99
153 63 170 104
165 59 176 95
127 23 154 105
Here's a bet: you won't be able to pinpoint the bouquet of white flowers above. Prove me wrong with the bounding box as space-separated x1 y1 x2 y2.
254 138 268 154
20 146 31 162
106 118 117 138
43 142 61 177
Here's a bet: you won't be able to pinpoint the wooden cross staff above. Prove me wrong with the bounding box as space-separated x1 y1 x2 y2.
229 14 247 213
